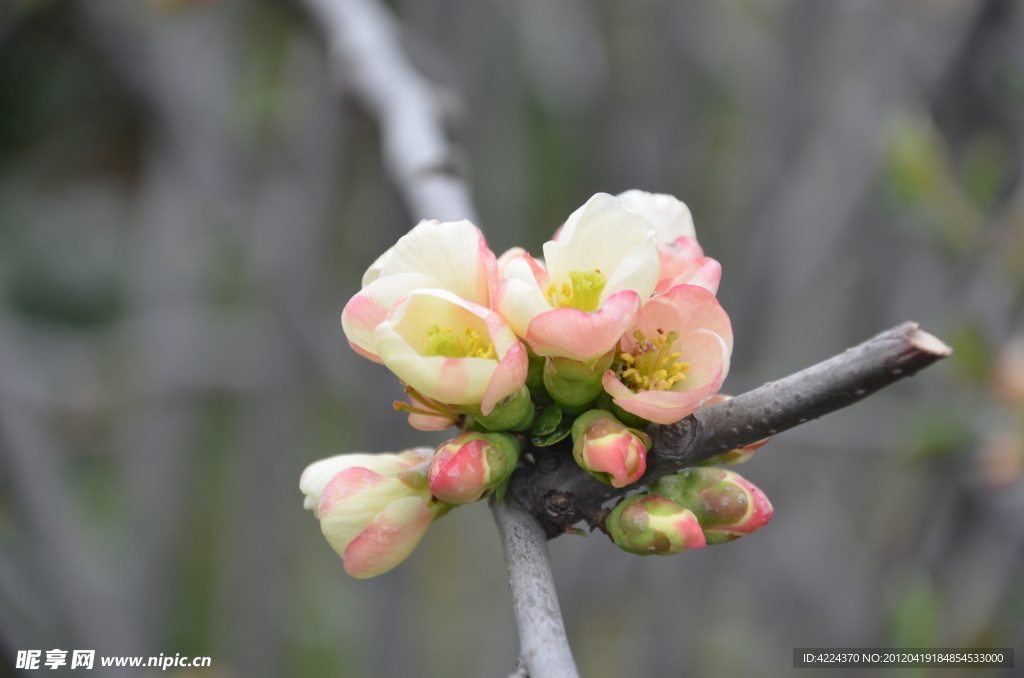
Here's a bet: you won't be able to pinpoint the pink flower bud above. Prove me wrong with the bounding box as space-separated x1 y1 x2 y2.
605 494 706 555
571 410 651 487
428 432 520 505
651 468 773 544
299 448 446 578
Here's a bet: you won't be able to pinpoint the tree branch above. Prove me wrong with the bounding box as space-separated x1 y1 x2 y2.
491 497 580 678
300 0 477 223
508 322 953 539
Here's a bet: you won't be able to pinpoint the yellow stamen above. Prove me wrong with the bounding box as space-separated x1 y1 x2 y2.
543 270 608 312
423 324 497 359
614 329 690 392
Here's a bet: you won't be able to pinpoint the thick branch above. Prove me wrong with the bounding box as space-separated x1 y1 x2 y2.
491 498 580 678
507 322 952 539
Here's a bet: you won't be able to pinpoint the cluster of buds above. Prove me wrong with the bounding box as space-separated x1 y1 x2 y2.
302 190 774 578
300 435 521 578
605 467 774 555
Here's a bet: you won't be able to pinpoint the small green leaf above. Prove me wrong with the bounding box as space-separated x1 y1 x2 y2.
532 405 563 436
531 415 572 447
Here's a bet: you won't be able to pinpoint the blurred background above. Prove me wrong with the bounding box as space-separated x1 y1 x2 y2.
1 0 1023 676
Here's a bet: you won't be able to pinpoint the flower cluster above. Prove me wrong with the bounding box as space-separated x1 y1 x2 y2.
302 191 773 577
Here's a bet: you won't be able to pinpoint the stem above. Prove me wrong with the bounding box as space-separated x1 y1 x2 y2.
300 0 477 223
491 497 580 678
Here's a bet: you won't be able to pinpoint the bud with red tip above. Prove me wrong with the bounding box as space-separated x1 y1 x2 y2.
650 467 773 544
571 409 651 487
428 432 520 505
605 493 706 555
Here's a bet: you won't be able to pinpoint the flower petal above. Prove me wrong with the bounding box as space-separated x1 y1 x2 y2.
318 469 410 553
525 290 641 361
299 449 432 512
341 496 433 579
480 340 529 415
632 285 733 352
544 194 657 292
616 189 695 242
496 257 550 339
341 272 440 360
362 245 395 287
374 289 522 407
379 219 494 308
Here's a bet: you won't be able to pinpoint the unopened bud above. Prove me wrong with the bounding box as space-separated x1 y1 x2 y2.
605 493 706 555
544 351 615 411
571 409 651 487
428 432 520 504
474 385 536 431
300 448 443 578
651 468 773 544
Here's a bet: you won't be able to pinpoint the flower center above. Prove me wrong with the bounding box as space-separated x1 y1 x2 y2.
544 270 607 312
423 325 497 359
616 329 690 392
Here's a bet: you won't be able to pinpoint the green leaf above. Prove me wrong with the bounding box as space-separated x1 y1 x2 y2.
532 405 562 436
531 414 572 447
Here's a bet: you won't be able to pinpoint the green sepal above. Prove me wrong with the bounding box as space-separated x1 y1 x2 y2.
525 344 548 398
543 350 614 409
461 416 489 433
493 476 511 505
476 386 536 431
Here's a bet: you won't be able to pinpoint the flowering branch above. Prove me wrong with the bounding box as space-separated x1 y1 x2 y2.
507 322 952 538
298 4 955 678
298 0 572 673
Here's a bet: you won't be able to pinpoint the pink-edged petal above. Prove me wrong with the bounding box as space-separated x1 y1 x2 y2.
318 467 387 521
341 496 433 579
658 236 704 262
480 341 529 415
302 456 387 512
582 438 646 488
677 329 731 388
526 290 641 361
375 289 521 407
348 340 384 364
341 272 439 359
656 256 722 295
631 285 733 352
603 361 725 425
685 258 722 295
